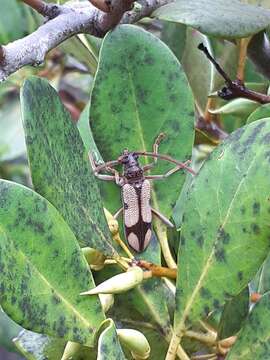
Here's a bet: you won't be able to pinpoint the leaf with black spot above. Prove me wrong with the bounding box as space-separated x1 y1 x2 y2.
21 77 115 256
226 292 270 359
174 119 270 336
0 180 105 346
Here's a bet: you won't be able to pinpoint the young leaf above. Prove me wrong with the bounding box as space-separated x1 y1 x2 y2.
14 330 96 360
174 119 270 335
226 292 270 359
21 77 115 256
218 287 249 339
90 24 195 217
153 0 270 39
0 180 105 346
246 104 270 124
97 319 126 360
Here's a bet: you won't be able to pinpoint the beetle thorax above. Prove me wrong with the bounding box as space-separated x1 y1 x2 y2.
118 150 144 183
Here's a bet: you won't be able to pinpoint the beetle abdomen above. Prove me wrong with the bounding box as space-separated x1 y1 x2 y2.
122 180 152 252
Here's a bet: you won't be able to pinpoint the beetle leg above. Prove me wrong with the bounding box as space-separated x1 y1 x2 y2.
143 132 166 172
114 207 123 219
152 208 174 228
89 152 123 184
145 160 191 180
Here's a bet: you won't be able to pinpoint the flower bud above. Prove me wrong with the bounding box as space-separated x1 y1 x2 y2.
81 247 106 271
61 341 81 360
99 293 114 313
104 208 119 235
117 329 150 359
80 266 144 295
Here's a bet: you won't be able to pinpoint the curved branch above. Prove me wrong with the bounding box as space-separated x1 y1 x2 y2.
0 0 170 81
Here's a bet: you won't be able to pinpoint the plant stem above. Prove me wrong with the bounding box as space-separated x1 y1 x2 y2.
135 259 177 279
184 330 216 345
237 37 251 82
166 332 184 360
154 220 177 269
198 43 270 104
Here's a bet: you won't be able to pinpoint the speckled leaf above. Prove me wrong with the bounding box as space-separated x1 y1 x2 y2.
0 308 22 353
209 99 259 116
153 0 270 39
97 319 126 360
174 119 270 335
0 180 105 346
14 330 96 360
226 292 270 359
246 104 270 124
77 102 119 213
21 77 115 256
251 253 270 295
90 24 194 217
218 287 249 339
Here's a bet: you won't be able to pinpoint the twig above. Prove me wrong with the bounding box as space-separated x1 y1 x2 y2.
21 0 61 18
0 0 171 81
196 116 228 142
134 259 177 279
198 43 270 104
236 37 251 82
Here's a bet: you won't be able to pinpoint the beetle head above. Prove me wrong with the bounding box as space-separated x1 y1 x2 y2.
118 150 143 180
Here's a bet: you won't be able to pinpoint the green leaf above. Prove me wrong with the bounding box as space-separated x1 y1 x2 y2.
0 308 22 353
246 104 270 124
251 253 270 294
21 77 115 256
0 97 26 162
14 330 66 360
0 180 105 346
174 119 270 334
226 292 270 359
218 287 249 339
0 0 27 44
97 319 126 360
14 330 96 360
209 98 259 116
90 24 195 217
153 0 270 39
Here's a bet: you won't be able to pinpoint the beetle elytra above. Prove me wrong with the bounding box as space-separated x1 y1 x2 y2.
89 133 195 252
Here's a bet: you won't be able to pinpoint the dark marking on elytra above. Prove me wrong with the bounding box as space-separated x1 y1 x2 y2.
213 299 220 309
253 202 260 215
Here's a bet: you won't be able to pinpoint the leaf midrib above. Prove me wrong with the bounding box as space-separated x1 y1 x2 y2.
176 150 258 333
0 227 94 329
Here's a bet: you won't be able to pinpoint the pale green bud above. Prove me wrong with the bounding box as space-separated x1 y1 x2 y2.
99 293 114 313
80 267 144 295
117 329 150 359
61 341 80 360
81 247 106 271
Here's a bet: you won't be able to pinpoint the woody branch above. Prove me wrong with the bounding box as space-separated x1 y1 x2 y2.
0 0 170 81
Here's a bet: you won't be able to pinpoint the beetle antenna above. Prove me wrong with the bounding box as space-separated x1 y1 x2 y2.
198 43 233 86
135 151 196 175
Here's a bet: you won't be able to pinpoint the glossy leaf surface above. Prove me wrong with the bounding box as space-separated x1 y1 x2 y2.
0 180 104 345
153 0 270 39
174 119 270 334
21 77 115 256
227 292 270 359
91 24 194 217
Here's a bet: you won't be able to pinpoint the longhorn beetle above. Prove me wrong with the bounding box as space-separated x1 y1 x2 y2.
89 134 195 252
